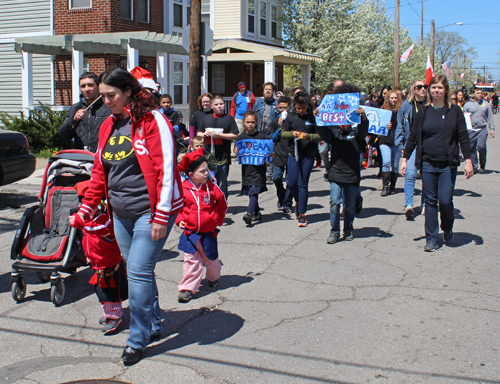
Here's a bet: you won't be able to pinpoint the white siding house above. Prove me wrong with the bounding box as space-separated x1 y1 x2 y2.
0 0 53 118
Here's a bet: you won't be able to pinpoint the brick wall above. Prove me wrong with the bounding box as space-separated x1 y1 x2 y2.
54 0 163 35
55 54 157 105
54 55 72 105
208 62 284 98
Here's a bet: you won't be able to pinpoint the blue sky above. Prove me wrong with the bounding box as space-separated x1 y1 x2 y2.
387 0 500 83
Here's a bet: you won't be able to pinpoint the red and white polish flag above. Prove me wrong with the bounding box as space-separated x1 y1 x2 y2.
426 54 435 85
399 43 415 63
459 73 465 79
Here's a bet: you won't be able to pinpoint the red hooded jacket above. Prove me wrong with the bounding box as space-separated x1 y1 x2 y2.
175 178 227 233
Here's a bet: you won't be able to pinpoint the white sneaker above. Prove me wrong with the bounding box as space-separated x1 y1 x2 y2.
421 205 425 215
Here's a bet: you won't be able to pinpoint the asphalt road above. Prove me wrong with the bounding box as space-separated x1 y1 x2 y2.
0 115 499 384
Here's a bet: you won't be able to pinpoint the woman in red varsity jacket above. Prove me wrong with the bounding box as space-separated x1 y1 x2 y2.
76 66 183 365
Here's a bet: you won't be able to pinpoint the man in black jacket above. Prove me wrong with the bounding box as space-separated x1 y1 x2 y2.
59 72 111 152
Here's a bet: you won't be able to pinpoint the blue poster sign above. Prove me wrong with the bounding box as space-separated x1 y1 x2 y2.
315 93 360 127
235 139 273 165
361 106 392 136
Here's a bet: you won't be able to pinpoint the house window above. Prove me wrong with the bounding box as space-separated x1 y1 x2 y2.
138 0 149 22
260 2 267 37
173 61 184 104
171 58 189 105
271 5 278 38
121 0 133 20
201 0 210 27
248 0 255 34
70 0 91 9
212 64 225 94
174 0 183 27
173 0 190 28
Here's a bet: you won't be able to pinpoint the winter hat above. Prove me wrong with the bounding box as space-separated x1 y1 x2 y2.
130 66 157 90
238 81 246 89
178 147 205 173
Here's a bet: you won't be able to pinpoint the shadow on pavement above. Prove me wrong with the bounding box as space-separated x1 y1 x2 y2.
148 308 245 356
356 207 401 218
355 227 394 239
454 188 482 197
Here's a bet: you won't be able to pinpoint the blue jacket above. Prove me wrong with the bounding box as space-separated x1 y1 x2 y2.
395 100 413 151
253 98 279 132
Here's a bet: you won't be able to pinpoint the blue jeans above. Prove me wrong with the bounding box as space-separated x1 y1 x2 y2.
468 128 488 170
421 161 457 244
404 150 424 207
330 182 357 234
380 144 401 172
287 154 315 214
273 165 292 207
113 212 177 351
215 163 229 199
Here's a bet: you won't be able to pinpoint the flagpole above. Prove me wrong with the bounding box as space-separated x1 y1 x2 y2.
455 49 459 91
394 0 400 88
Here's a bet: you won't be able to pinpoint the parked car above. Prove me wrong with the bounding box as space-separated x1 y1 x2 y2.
0 128 36 186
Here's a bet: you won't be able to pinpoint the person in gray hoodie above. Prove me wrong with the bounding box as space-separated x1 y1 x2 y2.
463 88 496 173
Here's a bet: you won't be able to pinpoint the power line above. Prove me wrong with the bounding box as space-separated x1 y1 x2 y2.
404 0 431 23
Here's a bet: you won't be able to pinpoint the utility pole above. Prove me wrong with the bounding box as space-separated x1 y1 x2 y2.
430 20 435 69
421 0 423 43
455 48 459 90
189 0 201 119
463 54 466 87
394 0 400 88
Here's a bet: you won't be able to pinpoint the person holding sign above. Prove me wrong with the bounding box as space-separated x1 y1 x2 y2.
197 95 239 199
374 90 403 197
316 83 369 244
281 92 323 227
234 111 273 225
400 75 474 252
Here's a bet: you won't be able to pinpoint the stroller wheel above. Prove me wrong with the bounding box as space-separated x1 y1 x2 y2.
12 277 27 303
50 279 66 306
37 271 51 283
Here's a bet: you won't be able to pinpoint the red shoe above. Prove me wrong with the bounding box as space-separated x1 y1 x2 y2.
315 159 322 168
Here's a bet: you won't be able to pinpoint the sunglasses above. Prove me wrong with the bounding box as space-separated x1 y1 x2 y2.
415 84 429 90
451 97 457 100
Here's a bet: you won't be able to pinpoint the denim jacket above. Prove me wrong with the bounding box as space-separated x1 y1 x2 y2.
395 100 413 151
253 98 279 132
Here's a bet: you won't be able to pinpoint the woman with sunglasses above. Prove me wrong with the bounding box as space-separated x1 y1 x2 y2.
365 92 379 107
400 75 474 252
395 79 428 219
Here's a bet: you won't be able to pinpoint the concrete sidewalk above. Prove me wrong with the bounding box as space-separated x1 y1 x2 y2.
0 116 499 383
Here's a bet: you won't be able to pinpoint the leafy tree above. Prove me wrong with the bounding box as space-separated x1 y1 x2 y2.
282 0 428 93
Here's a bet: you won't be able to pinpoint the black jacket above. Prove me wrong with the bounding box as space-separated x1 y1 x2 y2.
404 103 472 170
281 111 322 158
59 95 111 152
317 120 369 186
269 116 288 167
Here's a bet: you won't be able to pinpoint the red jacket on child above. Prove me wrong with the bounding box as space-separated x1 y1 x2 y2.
175 178 227 233
71 212 121 270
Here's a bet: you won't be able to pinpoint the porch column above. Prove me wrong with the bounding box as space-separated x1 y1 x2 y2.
301 64 311 93
201 55 208 93
127 43 139 72
264 60 275 84
156 52 169 94
72 48 84 104
21 51 33 113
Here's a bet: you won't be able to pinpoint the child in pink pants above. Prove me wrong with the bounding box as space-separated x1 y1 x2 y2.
176 148 228 302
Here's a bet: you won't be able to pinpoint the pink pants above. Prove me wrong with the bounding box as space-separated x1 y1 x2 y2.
178 241 221 293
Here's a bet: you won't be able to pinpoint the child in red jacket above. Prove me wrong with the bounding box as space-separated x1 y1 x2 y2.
176 148 228 302
69 206 128 334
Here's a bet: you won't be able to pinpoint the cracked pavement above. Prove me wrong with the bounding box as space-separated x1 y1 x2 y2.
0 115 499 383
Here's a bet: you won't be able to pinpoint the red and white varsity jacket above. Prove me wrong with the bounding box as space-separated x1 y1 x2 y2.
79 109 184 225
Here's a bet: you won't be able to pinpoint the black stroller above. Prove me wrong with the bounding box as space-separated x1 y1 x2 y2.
10 150 94 306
